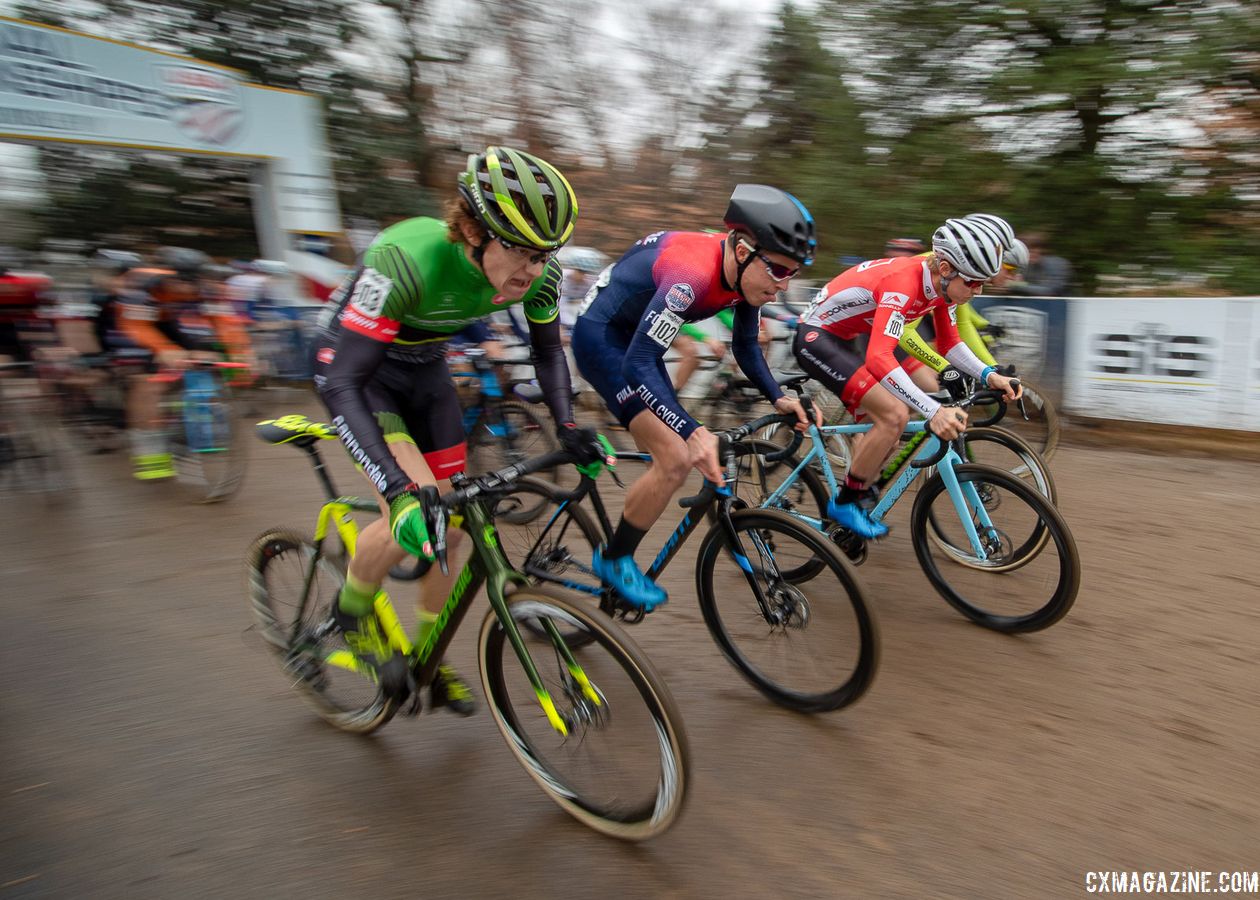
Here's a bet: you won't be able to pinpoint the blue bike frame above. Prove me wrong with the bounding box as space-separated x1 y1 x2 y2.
760 420 1002 562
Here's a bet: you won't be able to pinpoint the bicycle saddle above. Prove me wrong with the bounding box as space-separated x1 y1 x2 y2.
255 414 338 446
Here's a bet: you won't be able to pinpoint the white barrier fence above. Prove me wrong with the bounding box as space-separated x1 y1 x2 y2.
1065 297 1260 432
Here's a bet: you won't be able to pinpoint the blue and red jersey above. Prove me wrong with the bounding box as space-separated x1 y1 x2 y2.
575 231 781 438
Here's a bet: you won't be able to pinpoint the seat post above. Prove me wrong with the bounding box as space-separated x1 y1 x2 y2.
302 441 340 500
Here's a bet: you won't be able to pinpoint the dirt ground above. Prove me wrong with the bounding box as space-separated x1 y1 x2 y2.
2 402 1258 899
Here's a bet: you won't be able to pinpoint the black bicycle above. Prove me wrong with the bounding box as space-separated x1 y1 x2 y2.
492 412 879 714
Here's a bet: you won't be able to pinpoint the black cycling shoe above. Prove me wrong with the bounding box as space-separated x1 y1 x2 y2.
332 603 411 700
430 664 476 717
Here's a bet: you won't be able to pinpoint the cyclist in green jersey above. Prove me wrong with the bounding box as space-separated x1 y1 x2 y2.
312 147 600 710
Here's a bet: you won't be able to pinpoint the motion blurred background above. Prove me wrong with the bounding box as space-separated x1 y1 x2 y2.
2 0 1258 295
3 3 1259 898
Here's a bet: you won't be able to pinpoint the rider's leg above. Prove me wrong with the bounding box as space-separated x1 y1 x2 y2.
845 384 908 487
620 411 691 540
792 326 894 537
590 411 688 608
127 371 172 479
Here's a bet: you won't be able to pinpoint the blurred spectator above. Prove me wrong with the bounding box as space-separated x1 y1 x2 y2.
1008 233 1073 296
227 259 294 320
883 237 926 258
559 266 593 336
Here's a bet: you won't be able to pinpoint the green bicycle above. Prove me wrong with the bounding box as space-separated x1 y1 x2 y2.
245 415 689 840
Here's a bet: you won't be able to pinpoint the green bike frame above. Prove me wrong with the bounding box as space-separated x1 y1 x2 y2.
301 490 596 737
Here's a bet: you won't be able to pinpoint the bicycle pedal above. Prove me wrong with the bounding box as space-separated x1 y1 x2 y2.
610 601 649 624
828 526 869 564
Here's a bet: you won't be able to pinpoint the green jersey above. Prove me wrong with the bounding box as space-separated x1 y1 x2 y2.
322 217 561 362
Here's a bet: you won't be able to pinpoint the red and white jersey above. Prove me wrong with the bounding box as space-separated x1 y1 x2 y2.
804 255 987 417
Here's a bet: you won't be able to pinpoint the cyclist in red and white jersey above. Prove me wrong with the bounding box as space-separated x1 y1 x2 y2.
793 217 1022 538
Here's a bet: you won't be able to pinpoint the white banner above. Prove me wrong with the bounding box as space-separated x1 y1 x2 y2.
0 17 340 235
1066 297 1260 431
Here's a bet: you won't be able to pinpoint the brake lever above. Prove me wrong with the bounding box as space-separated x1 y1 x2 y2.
419 485 448 576
431 506 448 576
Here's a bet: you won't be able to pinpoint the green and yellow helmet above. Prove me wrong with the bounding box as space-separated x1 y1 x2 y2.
457 146 578 250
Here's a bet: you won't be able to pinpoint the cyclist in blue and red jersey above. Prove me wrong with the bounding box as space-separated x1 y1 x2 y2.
571 185 820 610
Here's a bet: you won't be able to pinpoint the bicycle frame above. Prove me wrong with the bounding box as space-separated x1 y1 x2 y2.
285 438 597 736
761 420 1003 562
526 446 795 626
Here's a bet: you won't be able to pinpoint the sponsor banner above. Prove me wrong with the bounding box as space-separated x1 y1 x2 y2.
1065 296 1260 431
0 17 340 234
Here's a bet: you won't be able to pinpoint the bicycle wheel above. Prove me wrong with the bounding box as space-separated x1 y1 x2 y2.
479 587 689 840
494 477 603 595
246 529 400 733
959 426 1056 501
761 396 854 477
701 379 773 432
973 380 1060 460
695 508 879 712
910 464 1079 633
167 386 247 503
0 392 73 503
924 426 1057 560
467 401 559 521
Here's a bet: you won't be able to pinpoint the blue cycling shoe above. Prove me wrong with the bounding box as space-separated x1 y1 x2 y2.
826 499 889 539
592 548 668 611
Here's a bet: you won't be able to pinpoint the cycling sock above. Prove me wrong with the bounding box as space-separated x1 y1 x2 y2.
129 428 164 458
337 571 379 617
606 518 648 559
837 473 866 505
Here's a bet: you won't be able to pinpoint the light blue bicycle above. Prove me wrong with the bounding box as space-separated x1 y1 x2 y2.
745 377 1079 633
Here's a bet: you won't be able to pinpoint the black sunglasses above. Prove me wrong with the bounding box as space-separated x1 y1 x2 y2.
492 235 557 266
738 240 800 281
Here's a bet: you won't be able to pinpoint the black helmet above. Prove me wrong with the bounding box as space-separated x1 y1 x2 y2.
723 184 816 265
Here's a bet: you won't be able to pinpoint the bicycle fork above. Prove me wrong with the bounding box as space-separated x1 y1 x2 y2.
713 495 791 626
466 504 603 738
936 452 1000 560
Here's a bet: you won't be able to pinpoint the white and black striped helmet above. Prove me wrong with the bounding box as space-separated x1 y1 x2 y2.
1004 238 1030 270
932 218 1004 281
964 213 1016 251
